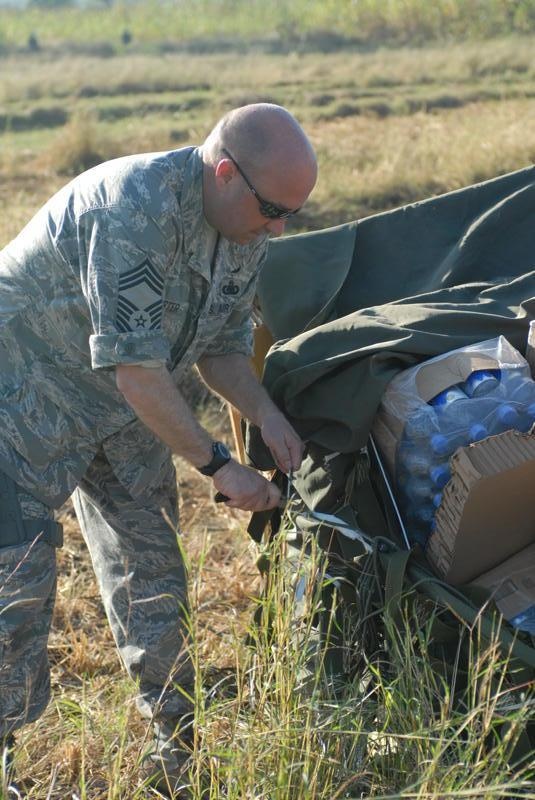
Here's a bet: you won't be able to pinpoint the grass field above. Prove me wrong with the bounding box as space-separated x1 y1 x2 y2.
3 0 535 49
1 6 535 799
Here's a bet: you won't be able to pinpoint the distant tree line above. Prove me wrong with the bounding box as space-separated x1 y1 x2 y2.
27 0 115 7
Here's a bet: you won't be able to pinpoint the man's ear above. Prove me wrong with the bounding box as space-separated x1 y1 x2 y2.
214 157 235 186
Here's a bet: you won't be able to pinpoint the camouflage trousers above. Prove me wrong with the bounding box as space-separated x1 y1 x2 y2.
0 448 194 739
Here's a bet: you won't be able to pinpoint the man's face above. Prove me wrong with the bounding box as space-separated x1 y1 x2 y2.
220 193 288 245
211 155 315 245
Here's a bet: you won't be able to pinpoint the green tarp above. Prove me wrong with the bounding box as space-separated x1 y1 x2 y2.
246 166 535 685
248 165 535 463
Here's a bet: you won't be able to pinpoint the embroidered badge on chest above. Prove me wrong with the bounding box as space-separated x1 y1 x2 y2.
116 259 164 332
221 279 240 296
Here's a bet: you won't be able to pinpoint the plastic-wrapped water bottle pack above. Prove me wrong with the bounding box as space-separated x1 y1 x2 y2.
397 364 535 547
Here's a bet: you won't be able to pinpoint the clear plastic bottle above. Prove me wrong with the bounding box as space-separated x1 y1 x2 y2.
429 385 468 408
404 405 439 441
429 430 468 456
403 476 433 504
413 505 435 525
427 385 472 455
434 394 501 441
497 368 535 402
404 491 439 547
405 505 436 547
461 369 501 398
468 422 489 442
489 403 521 434
513 401 535 433
429 463 451 489
397 446 433 476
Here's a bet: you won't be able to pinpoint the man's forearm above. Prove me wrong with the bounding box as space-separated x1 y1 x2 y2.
116 364 213 468
196 352 280 427
115 362 283 510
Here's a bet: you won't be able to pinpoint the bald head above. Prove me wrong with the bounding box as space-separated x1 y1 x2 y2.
202 104 317 244
205 103 316 182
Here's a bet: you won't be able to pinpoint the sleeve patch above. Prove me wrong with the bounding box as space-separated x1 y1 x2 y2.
116 259 164 332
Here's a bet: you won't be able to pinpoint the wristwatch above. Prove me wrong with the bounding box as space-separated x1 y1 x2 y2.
197 441 231 476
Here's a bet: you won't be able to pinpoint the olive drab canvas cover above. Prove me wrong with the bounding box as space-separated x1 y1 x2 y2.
245 166 535 683
247 165 535 467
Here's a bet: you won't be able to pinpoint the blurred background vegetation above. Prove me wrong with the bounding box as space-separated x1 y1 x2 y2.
2 0 535 247
3 0 535 50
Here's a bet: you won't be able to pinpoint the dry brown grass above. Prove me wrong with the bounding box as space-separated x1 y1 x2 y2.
307 97 535 224
3 37 535 245
11 408 259 798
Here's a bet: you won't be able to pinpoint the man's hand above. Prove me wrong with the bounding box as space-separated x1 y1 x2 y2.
197 353 305 474
260 411 304 474
213 460 281 511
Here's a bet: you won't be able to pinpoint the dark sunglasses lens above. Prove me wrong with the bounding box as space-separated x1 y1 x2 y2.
260 201 291 219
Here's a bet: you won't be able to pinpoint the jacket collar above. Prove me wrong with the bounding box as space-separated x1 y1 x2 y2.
179 146 270 281
179 147 213 282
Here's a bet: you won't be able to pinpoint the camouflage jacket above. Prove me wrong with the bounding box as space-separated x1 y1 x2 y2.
0 146 268 507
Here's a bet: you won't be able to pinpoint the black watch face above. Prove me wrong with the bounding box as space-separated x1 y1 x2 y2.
198 441 231 476
214 441 230 460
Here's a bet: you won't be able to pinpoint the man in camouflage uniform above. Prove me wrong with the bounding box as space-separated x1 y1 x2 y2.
0 103 317 795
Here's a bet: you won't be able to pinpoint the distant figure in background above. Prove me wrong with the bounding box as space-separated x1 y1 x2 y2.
27 33 40 53
0 103 316 797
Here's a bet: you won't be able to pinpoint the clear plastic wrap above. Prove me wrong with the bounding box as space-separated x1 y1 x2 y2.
373 336 535 548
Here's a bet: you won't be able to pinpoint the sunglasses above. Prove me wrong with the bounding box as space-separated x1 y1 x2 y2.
222 148 300 220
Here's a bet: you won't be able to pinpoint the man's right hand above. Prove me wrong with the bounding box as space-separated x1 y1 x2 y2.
212 460 281 511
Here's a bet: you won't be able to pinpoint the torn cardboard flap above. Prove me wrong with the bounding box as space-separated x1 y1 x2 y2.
427 429 535 585
415 354 499 402
470 543 535 630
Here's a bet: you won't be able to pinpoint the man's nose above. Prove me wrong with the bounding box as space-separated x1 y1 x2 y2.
265 218 286 237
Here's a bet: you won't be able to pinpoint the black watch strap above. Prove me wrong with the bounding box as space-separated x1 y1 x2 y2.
198 441 231 477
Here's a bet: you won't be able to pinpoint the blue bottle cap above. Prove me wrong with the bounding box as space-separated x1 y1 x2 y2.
417 506 435 524
497 404 520 427
463 370 500 398
430 433 450 455
430 464 451 489
469 423 488 443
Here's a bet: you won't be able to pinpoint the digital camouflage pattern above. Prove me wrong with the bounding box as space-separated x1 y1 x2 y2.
72 447 195 725
0 449 193 738
0 145 268 508
0 483 56 736
0 145 268 739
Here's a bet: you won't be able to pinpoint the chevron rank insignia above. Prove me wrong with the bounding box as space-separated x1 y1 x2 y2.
116 259 164 332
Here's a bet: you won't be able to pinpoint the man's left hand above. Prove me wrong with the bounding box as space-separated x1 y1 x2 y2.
260 411 304 474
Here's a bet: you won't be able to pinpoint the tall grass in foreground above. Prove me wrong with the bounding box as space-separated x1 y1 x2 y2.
187 532 535 799
4 531 532 799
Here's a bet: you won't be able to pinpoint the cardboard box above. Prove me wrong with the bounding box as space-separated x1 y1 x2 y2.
427 429 535 585
469 543 535 634
372 336 526 478
372 337 535 619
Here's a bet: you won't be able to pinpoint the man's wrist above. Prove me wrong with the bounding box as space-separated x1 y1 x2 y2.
197 441 232 476
257 405 283 429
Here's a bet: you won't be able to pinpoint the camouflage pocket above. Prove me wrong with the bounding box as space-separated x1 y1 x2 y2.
0 470 27 549
0 471 60 551
0 539 56 734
